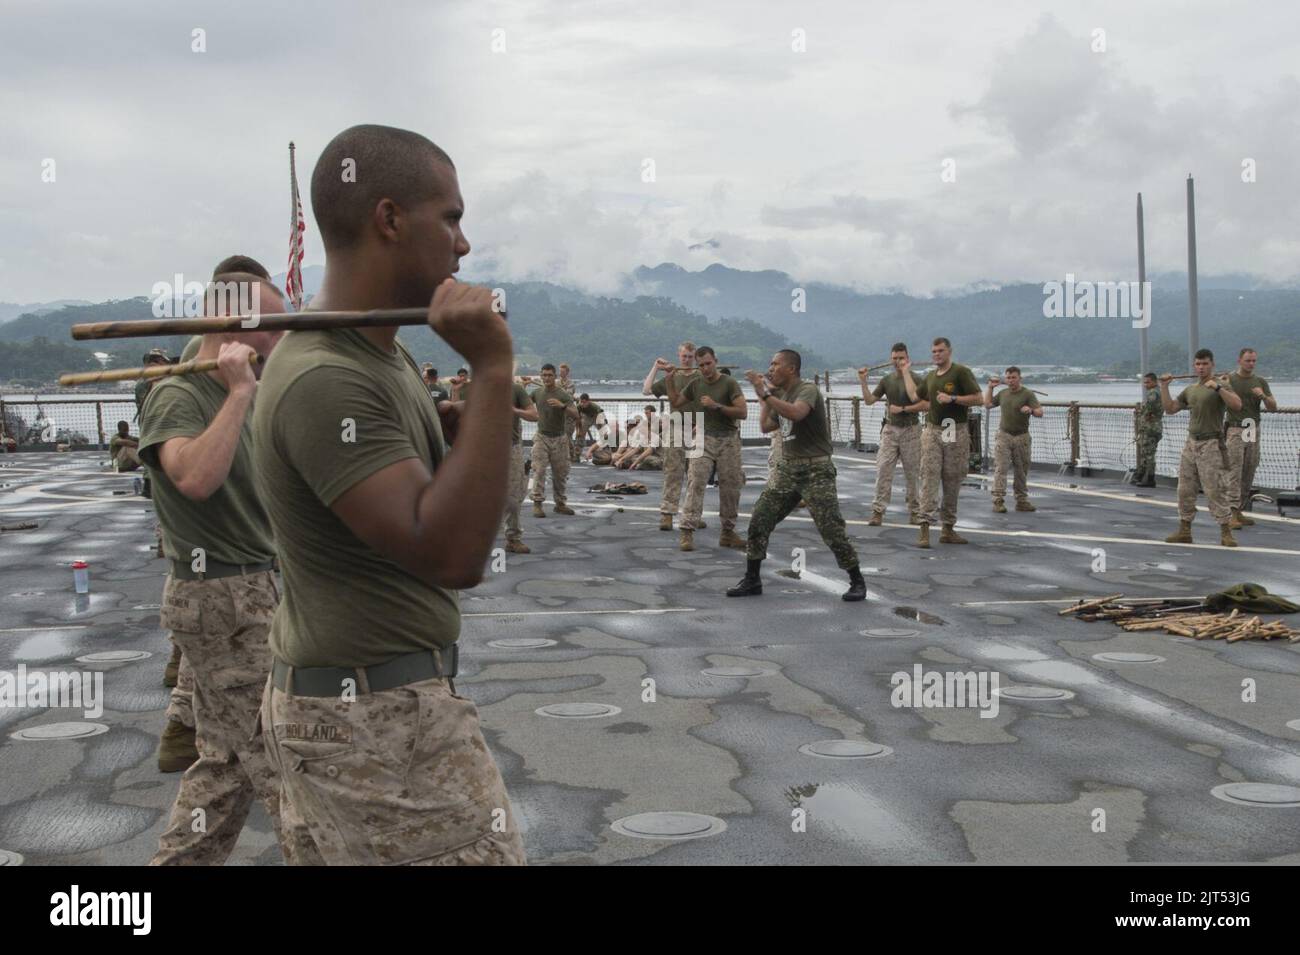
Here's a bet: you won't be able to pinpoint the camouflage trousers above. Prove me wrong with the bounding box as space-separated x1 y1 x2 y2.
1177 436 1231 524
151 572 321 866
919 425 970 526
767 434 783 485
503 442 526 541
1134 429 1161 483
530 433 569 506
1224 426 1260 511
263 675 527 866
745 457 859 570
163 640 194 729
991 431 1031 505
660 445 687 515
683 432 743 532
872 423 920 518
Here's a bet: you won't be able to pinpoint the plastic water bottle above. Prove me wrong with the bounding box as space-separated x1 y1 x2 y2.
72 560 90 594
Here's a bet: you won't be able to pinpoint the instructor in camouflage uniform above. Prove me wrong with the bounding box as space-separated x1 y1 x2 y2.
1160 348 1242 547
903 337 982 548
1132 372 1163 487
670 345 747 551
727 350 865 602
254 124 525 865
142 272 317 865
1224 347 1277 527
984 366 1042 513
859 342 926 525
504 376 539 553
529 363 578 516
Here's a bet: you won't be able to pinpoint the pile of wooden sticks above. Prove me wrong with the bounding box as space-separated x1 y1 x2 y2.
1059 594 1300 643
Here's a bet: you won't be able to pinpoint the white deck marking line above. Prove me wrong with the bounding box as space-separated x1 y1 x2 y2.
793 565 884 601
828 453 1300 525
0 625 90 633
576 502 1300 556
464 608 695 618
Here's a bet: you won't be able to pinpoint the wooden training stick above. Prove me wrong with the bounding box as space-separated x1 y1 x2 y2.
69 307 434 341
59 352 264 386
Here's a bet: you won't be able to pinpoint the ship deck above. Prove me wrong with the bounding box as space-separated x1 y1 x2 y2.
1 449 1298 865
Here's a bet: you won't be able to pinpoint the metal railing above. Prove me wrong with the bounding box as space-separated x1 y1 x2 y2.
4 394 1297 491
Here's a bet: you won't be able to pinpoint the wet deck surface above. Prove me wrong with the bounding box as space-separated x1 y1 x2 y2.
2 450 1299 865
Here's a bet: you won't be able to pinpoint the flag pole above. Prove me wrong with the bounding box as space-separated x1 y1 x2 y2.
287 141 305 310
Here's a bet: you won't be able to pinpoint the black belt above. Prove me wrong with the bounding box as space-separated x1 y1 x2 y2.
271 646 459 697
170 559 274 581
785 454 832 464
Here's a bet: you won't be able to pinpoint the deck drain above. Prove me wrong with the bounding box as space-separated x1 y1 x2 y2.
611 811 726 841
488 638 557 650
0 849 23 866
10 722 110 741
535 703 622 719
584 576 614 583
1092 652 1165 664
1210 783 1300 807
701 666 774 678
861 628 919 638
76 650 153 664
799 739 893 759
994 685 1075 702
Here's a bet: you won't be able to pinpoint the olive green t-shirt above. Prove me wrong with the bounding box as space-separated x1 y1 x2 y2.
650 370 702 414
252 328 459 668
1176 383 1228 440
872 371 926 428
530 385 574 436
922 364 981 426
996 387 1040 435
1227 373 1273 428
109 435 136 456
578 402 603 421
682 373 744 434
138 374 274 566
511 382 531 444
778 380 832 458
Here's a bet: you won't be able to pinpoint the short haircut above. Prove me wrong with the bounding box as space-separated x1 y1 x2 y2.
579 393 590 401
1194 348 1214 361
207 272 285 308
559 363 570 370
1239 347 1256 358
644 404 656 413
1142 372 1157 382
212 255 271 281
890 342 908 353
311 124 455 252
776 349 801 372
679 341 696 352
719 367 732 376
541 363 556 374
932 337 951 349
695 345 716 360
1005 366 1021 376
458 367 468 375
116 420 130 431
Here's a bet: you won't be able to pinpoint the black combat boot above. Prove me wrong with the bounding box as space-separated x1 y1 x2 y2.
726 558 763 597
842 566 866 602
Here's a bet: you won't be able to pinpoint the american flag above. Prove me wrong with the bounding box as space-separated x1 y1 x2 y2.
285 141 305 310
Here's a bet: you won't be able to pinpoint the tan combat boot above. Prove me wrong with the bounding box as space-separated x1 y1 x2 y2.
679 529 695 552
718 529 747 550
1220 525 1239 548
659 513 673 531
553 504 576 515
505 539 531 554
533 503 546 518
991 499 1007 514
1165 521 1192 543
1228 509 1245 529
158 719 198 773
868 512 883 526
1015 500 1036 512
1235 508 1256 526
917 522 931 549
940 524 968 544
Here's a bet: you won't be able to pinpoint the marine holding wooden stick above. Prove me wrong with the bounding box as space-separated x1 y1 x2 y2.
251 124 525 865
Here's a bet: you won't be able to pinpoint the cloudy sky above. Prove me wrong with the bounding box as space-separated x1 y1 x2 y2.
2 0 1298 302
